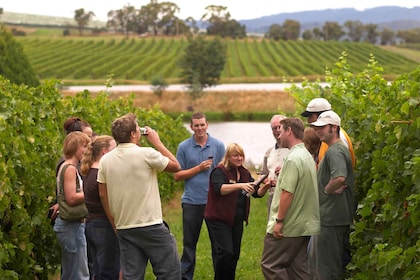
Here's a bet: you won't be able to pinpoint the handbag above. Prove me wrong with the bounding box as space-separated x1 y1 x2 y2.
57 164 88 221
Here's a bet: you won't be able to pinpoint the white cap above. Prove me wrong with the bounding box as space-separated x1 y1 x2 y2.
311 111 341 127
301 98 332 117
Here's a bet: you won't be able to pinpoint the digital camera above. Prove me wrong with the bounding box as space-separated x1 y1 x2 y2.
140 127 148 135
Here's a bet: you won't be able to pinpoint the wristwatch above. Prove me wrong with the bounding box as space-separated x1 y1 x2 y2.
275 218 284 223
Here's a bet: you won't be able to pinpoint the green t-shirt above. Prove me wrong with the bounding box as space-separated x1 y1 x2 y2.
317 141 355 226
267 143 320 237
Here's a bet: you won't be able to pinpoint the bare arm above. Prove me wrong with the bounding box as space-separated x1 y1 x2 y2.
63 165 84 206
324 176 346 194
174 159 213 181
220 182 255 195
256 182 271 197
144 127 181 173
99 183 116 231
273 190 294 239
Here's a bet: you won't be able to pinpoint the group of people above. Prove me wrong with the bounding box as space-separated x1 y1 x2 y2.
51 114 181 280
259 98 355 279
49 96 356 280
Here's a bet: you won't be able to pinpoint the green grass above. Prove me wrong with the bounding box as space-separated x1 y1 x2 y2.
145 191 269 279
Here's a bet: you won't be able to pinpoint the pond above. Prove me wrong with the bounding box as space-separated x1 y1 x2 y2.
183 122 275 168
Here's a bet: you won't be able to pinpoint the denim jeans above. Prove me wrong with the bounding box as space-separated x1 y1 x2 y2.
181 203 206 280
117 223 180 280
85 219 120 279
54 217 89 280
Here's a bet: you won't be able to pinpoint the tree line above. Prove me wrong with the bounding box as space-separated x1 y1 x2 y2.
73 3 245 39
265 19 420 45
71 2 420 44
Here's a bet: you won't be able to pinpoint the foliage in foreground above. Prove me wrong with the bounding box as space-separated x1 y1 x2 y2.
291 52 420 278
0 77 189 278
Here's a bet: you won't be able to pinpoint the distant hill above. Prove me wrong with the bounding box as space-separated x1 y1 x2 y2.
239 6 420 34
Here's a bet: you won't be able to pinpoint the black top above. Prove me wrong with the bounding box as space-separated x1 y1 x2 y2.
83 168 107 221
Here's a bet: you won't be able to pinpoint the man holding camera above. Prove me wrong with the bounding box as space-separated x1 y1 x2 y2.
98 113 181 279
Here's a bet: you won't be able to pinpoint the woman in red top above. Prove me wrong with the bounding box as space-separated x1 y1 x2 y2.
204 143 263 280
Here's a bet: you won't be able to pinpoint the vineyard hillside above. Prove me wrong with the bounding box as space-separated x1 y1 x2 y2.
16 37 419 85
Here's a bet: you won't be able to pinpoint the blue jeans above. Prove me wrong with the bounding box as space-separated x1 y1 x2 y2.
117 223 180 280
54 217 89 280
181 203 206 280
85 219 120 279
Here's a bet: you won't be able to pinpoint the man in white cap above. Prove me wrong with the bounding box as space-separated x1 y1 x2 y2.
311 111 355 279
301 98 355 168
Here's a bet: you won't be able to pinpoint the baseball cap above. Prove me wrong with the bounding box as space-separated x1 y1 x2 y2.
301 98 332 117
310 111 341 127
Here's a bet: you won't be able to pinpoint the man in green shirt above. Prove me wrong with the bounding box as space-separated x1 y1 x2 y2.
311 110 355 279
261 117 320 279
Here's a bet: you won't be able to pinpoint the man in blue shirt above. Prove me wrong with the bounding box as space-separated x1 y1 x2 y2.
174 112 225 280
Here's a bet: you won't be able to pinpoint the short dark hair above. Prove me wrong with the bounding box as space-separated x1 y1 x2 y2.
280 118 305 140
190 112 207 124
63 117 91 135
111 113 137 144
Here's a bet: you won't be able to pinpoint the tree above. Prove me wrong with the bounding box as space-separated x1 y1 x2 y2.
150 74 168 98
281 19 300 40
380 28 395 45
397 28 420 43
107 5 139 38
185 16 199 34
201 5 245 38
178 35 227 98
312 27 323 40
74 8 95 36
217 19 246 39
302 29 313 40
344 20 364 42
137 1 181 36
265 23 282 41
163 17 190 36
0 26 39 86
364 23 378 44
322 21 344 41
156 2 181 35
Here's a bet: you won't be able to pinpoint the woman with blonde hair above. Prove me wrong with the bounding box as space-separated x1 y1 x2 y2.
81 135 120 280
204 143 261 280
54 131 91 280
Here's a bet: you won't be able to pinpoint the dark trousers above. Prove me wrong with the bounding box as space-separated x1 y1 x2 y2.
317 225 350 280
117 224 180 280
85 219 120 280
205 217 244 280
181 203 206 280
261 234 310 280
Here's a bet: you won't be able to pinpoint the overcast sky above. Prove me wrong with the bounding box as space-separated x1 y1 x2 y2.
1 0 419 21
